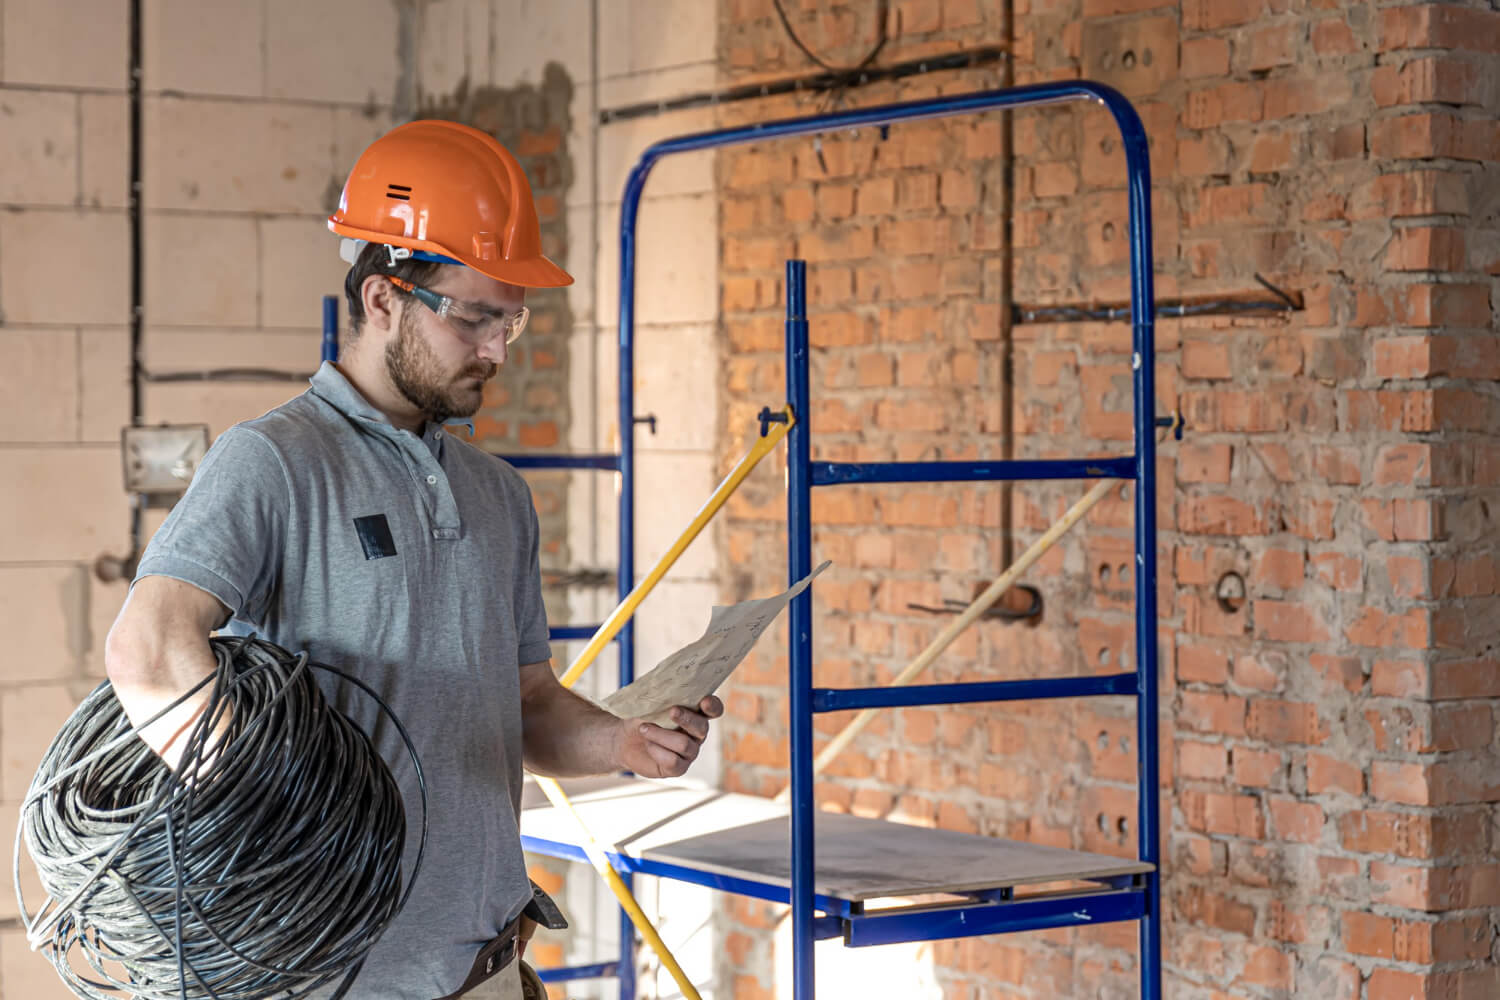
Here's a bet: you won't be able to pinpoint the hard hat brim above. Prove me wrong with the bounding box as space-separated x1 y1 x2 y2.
328 220 574 289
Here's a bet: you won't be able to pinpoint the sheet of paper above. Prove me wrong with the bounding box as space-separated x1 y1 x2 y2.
601 562 831 728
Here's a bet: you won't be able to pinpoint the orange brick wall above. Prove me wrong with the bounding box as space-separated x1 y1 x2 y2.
714 2 1499 998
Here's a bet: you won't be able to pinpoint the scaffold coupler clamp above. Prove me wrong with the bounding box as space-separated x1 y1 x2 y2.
1155 408 1184 441
757 405 790 437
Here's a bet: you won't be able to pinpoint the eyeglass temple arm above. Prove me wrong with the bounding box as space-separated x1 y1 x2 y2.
386 276 449 316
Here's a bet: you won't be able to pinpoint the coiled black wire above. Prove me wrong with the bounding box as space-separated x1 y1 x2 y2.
15 635 427 1000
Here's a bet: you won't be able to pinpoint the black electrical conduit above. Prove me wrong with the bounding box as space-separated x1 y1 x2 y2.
16 636 426 1000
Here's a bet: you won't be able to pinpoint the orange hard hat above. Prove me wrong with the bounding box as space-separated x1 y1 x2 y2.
328 119 572 288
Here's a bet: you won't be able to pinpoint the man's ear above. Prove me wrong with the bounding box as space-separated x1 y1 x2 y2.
361 274 400 334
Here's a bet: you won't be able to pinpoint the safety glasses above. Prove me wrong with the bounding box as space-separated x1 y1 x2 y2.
387 276 529 346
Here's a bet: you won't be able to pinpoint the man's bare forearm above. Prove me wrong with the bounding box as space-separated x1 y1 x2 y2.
104 577 228 769
518 663 626 777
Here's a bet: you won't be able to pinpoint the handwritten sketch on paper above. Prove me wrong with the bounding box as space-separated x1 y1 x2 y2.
601 562 832 729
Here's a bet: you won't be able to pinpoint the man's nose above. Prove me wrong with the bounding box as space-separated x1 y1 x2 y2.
478 335 508 366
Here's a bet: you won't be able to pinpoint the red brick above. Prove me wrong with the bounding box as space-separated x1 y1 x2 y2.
1179 135 1232 177
1178 642 1230 684
1311 18 1358 56
1348 170 1469 220
1032 162 1078 199
1268 796 1324 844
1184 0 1265 31
1343 912 1442 963
1252 548 1303 592
1190 183 1274 230
1248 131 1294 173
1339 810 1434 858
1385 226 1468 273
1247 24 1296 71
1237 945 1292 991
1185 82 1264 129
1181 339 1232 379
1307 752 1365 796
1180 691 1247 736
1373 759 1436 807
1177 886 1257 936
1233 747 1284 788
1181 37 1229 79
1380 4 1500 55
856 176 895 216
1182 495 1271 536
1248 698 1328 745
1375 442 1464 487
1177 443 1232 484
1431 657 1500 699
1263 74 1354 121
1345 606 1430 649
1179 740 1229 780
1376 56 1488 109
1372 658 1427 698
1369 112 1500 163
1385 554 1426 598
1233 653 1283 692
1183 790 1266 838
781 186 815 223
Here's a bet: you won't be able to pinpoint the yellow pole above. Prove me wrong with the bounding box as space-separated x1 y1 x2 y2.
773 476 1119 805
534 776 703 1000
560 406 795 689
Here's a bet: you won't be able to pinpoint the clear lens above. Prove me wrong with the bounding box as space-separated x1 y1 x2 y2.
391 277 527 347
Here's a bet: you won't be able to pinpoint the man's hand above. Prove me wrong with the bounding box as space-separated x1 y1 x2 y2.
614 696 724 779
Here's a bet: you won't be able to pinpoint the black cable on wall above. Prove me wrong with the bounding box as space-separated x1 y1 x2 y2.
127 0 145 559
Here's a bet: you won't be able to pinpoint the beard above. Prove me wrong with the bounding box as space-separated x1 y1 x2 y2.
384 308 496 423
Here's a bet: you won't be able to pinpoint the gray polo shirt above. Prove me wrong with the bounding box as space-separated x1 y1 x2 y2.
135 362 552 998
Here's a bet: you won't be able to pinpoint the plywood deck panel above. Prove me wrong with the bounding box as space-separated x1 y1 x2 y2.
521 776 1152 902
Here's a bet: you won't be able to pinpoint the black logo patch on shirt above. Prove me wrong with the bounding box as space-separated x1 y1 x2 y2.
354 514 397 560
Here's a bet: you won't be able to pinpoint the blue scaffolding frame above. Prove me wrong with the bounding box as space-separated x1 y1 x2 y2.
514 80 1161 1000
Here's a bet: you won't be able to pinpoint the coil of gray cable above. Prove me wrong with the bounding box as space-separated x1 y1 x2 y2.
15 635 427 1000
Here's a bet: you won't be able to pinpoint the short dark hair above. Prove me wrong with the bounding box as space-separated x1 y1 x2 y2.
343 242 446 335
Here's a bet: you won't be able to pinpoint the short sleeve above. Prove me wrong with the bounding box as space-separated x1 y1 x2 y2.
133 426 290 625
512 486 553 666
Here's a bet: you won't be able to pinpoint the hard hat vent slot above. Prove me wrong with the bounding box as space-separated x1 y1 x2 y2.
386 184 412 202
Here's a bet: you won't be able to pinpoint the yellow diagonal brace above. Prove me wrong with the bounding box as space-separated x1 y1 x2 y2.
559 405 796 690
537 406 794 1000
534 776 703 1000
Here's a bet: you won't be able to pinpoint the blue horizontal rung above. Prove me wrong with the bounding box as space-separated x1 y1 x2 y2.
536 961 619 983
812 673 1138 712
549 624 606 641
494 452 621 470
844 888 1147 947
811 456 1135 485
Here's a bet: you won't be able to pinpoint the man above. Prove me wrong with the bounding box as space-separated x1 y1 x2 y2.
104 119 722 1000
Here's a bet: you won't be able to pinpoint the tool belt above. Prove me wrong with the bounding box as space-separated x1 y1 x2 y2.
434 881 569 999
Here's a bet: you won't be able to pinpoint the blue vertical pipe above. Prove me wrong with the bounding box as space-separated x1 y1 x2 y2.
784 260 815 1000
321 295 339 363
1107 93 1162 1000
616 162 648 1000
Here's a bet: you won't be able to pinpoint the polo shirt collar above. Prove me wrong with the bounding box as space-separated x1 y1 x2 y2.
309 362 475 450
